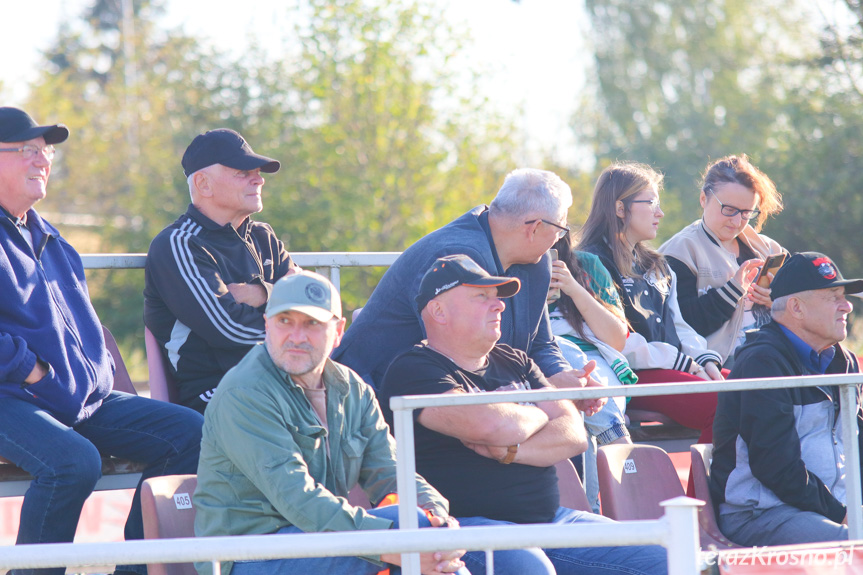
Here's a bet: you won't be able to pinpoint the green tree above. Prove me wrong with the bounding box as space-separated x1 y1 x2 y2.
249 0 520 311
23 0 522 366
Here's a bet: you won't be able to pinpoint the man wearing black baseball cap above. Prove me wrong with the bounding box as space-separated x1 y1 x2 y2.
376 255 667 575
0 108 204 575
711 251 863 548
144 128 298 413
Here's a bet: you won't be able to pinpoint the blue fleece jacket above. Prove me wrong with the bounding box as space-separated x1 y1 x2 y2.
332 205 568 388
0 209 113 426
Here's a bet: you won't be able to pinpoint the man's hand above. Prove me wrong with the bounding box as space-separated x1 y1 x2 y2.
24 361 48 384
547 361 608 415
381 518 466 574
226 282 268 307
461 441 508 462
547 361 597 389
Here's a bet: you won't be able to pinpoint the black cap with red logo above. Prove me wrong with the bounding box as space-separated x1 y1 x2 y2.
770 252 863 300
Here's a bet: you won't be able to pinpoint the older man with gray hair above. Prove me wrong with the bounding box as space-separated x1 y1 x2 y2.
144 129 298 413
711 251 863 547
334 168 604 411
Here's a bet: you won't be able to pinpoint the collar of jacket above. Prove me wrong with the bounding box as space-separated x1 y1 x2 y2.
0 207 59 256
698 218 761 255
185 203 252 239
255 343 351 400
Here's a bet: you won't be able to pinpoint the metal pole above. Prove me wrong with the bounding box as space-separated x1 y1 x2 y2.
841 383 862 539
660 497 702 575
329 265 341 293
392 405 421 574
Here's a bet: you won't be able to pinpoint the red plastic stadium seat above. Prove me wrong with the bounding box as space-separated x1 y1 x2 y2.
690 443 740 549
555 458 592 512
596 443 684 520
141 474 199 575
144 326 180 403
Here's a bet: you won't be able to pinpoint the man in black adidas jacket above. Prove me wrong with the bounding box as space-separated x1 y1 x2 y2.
711 251 863 546
144 129 297 413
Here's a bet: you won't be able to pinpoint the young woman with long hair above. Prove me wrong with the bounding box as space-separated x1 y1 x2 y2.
578 162 723 444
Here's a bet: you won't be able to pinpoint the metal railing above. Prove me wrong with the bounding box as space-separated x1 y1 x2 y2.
80 252 401 292
7 253 859 575
391 373 863 574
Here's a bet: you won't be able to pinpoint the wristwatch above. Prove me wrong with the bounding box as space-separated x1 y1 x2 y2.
499 444 519 465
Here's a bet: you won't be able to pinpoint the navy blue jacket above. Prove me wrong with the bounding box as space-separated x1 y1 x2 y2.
711 321 863 523
332 206 568 388
0 209 113 426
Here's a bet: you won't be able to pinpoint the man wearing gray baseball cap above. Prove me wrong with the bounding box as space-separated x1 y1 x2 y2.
194 270 467 575
144 128 298 413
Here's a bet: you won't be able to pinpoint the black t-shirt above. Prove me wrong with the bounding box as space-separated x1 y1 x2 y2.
378 343 559 524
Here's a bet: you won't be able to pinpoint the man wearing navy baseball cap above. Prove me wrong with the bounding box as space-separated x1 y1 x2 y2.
712 252 863 548
0 107 204 575
144 128 298 413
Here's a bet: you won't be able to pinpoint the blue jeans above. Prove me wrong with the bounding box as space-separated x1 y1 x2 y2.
0 392 204 575
459 507 667 575
231 505 471 575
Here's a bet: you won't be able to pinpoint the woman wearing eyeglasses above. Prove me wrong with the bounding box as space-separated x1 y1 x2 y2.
579 162 723 444
660 155 784 367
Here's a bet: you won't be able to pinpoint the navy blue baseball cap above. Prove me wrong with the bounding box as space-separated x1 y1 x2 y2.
416 254 521 312
181 129 280 177
770 252 863 300
0 107 68 145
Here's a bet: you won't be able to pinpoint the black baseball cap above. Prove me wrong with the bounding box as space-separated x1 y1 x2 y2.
181 129 280 177
770 251 863 300
416 254 521 312
0 107 68 145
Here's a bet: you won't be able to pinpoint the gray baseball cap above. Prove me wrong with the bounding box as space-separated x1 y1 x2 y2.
266 271 341 322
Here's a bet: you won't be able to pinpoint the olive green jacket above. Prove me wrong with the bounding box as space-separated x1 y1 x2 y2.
194 344 448 574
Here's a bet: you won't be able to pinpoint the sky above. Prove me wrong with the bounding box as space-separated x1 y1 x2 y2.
0 0 590 165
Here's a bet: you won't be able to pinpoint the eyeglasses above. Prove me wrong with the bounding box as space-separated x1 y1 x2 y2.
630 198 661 211
525 219 570 240
706 187 760 221
0 144 56 161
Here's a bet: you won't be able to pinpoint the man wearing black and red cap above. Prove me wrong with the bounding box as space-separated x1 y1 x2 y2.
711 251 863 547
0 107 203 575
144 129 298 413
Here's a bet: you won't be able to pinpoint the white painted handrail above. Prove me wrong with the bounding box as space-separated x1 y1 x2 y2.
0 511 698 573
390 373 863 573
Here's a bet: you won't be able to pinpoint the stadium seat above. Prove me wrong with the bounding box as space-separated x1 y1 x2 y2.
103 325 136 395
144 326 179 403
596 443 684 520
555 458 592 512
690 443 740 549
141 474 199 575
